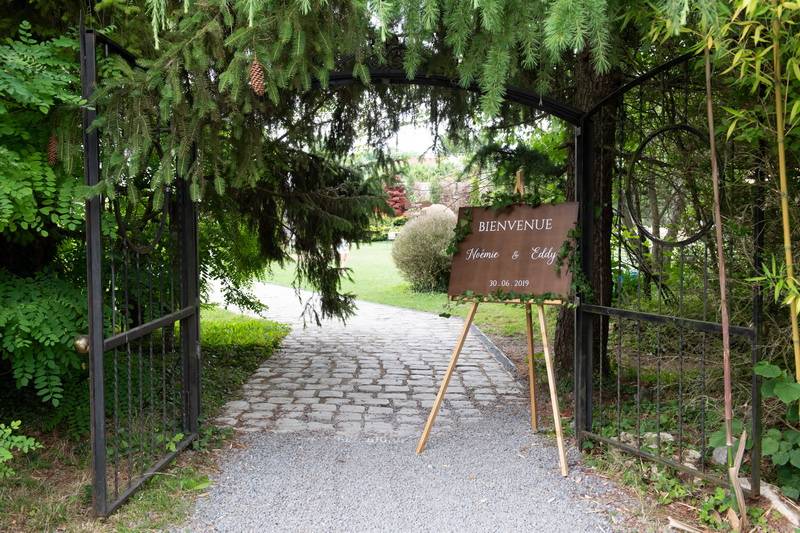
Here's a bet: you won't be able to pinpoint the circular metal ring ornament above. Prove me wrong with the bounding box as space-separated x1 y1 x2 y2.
625 124 717 248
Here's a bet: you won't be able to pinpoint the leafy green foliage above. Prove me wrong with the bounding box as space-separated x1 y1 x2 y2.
698 486 732 529
753 360 800 499
544 0 612 73
445 207 472 256
652 468 690 505
0 22 82 112
0 23 89 418
368 215 406 242
0 420 42 479
199 213 270 314
749 256 800 317
0 271 86 406
0 22 84 240
138 0 614 113
480 190 544 210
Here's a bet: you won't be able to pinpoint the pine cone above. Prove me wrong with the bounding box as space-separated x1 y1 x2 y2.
249 58 265 97
47 133 58 166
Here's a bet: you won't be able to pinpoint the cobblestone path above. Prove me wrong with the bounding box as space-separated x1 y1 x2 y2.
214 284 526 437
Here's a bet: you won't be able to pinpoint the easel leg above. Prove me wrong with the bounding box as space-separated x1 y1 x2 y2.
525 303 538 432
416 302 479 454
536 304 568 476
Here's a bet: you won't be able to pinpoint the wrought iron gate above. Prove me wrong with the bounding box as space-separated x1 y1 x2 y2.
575 53 763 495
80 27 201 516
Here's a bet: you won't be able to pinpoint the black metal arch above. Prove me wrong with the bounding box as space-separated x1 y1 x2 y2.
325 69 585 126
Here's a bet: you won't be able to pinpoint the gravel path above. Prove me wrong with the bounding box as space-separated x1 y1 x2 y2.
183 410 624 532
183 284 629 532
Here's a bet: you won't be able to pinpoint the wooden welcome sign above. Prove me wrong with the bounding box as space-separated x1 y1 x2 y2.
447 203 579 299
416 198 579 477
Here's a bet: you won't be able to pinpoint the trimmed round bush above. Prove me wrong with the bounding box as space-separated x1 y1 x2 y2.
391 204 457 292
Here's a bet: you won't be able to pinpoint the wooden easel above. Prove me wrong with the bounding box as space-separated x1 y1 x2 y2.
415 170 569 477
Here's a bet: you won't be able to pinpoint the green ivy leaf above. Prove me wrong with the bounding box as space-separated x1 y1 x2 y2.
790 449 800 469
762 436 780 455
754 361 784 378
774 382 800 404
782 485 800 500
785 430 800 445
773 450 791 466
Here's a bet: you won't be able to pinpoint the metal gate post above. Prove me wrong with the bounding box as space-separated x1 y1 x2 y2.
574 121 594 441
179 180 201 434
80 26 108 516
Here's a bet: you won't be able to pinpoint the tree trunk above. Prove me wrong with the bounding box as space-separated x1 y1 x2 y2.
554 50 621 375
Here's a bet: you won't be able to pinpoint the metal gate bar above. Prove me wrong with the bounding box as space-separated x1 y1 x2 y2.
80 24 107 515
80 25 201 517
580 305 759 492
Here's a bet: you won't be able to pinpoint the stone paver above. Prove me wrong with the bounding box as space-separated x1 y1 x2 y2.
214 284 524 437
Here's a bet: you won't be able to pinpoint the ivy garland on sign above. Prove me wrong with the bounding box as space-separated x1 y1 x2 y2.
556 226 593 302
482 190 544 210
441 194 592 317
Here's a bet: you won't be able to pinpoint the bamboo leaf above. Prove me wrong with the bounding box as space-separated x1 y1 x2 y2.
726 119 739 140
791 100 800 124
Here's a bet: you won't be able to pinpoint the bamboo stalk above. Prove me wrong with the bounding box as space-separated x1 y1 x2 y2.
705 42 746 531
704 44 734 464
772 13 800 402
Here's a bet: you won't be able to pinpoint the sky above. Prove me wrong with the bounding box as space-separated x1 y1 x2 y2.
389 123 437 156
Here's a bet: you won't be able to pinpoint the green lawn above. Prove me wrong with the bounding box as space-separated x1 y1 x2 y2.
267 240 537 336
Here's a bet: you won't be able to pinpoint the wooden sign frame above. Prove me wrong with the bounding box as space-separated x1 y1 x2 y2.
415 172 570 477
446 202 579 300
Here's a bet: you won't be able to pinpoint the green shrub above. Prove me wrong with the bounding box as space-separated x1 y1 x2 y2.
0 22 84 242
391 204 456 292
0 271 86 407
0 420 42 479
369 215 407 242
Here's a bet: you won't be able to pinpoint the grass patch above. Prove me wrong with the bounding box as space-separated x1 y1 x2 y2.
268 240 555 336
200 306 289 417
0 307 288 532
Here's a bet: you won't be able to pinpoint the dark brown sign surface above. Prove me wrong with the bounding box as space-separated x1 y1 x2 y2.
447 203 579 299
